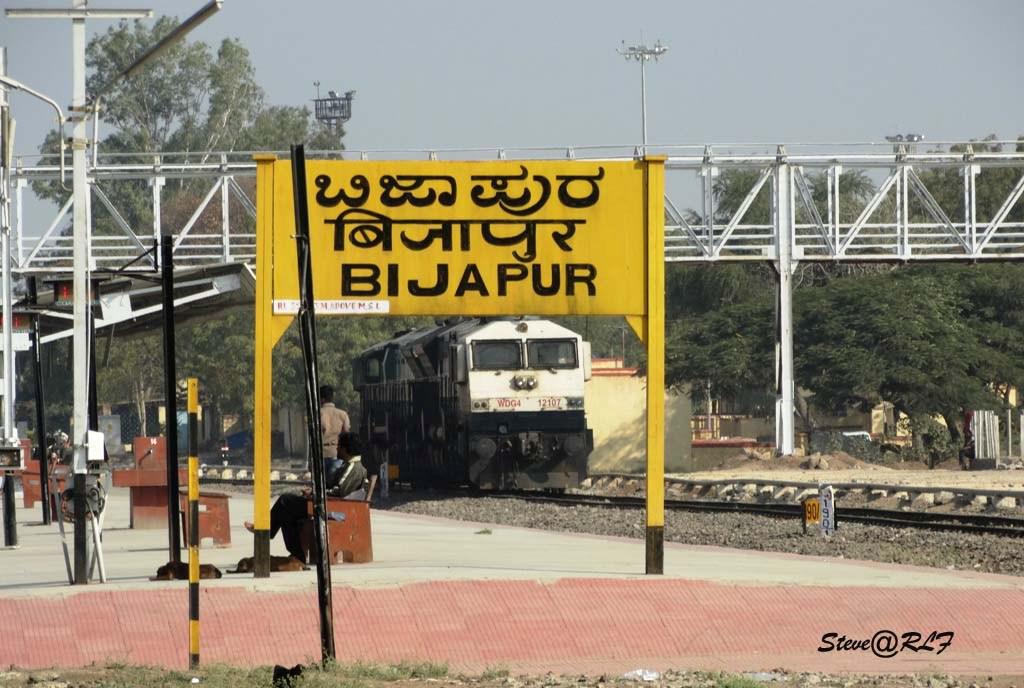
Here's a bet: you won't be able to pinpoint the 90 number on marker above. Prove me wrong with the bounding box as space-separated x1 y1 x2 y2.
804 497 821 525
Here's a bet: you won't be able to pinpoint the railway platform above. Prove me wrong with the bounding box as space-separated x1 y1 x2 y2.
1 487 1023 676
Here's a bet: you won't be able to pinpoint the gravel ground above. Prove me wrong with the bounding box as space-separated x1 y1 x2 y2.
378 492 1024 577
2 666 1020 688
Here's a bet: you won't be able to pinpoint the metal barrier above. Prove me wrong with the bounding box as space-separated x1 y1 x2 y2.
973 409 1024 467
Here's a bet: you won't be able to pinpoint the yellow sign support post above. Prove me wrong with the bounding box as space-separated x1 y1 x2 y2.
643 158 665 573
252 155 667 573
186 377 200 668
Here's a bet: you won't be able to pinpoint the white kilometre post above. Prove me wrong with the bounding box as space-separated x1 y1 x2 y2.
1 49 16 445
70 0 89 482
774 157 796 456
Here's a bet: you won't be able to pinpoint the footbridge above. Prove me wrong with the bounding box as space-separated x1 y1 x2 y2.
6 141 1024 455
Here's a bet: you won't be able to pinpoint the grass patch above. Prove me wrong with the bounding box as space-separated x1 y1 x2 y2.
474 528 493 535
480 666 510 680
324 660 449 681
0 661 448 688
714 676 768 688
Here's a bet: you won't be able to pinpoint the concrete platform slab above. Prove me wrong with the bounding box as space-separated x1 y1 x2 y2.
1 487 1023 674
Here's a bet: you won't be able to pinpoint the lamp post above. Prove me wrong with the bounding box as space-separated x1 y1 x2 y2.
6 0 223 584
618 39 668 154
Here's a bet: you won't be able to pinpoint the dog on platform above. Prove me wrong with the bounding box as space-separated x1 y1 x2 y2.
227 555 308 574
150 561 223 580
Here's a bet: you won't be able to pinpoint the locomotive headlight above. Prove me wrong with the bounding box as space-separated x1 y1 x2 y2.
472 399 490 411
511 375 537 390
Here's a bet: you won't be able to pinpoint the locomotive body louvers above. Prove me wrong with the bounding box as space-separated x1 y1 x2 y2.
353 318 593 490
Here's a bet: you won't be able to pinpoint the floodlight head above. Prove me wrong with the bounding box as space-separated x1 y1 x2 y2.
618 40 669 62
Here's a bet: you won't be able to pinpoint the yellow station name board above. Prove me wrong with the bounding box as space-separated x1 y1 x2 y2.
270 160 651 315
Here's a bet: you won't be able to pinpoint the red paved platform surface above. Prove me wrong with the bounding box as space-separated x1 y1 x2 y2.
2 579 1022 674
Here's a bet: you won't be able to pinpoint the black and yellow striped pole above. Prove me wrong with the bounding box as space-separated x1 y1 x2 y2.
187 378 200 669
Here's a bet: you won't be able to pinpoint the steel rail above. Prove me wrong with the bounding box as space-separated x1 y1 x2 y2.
484 490 1024 538
591 472 1024 500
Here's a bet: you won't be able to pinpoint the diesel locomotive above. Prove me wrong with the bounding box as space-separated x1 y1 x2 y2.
353 317 593 490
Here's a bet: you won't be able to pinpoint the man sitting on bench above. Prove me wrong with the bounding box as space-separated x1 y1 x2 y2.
245 432 367 563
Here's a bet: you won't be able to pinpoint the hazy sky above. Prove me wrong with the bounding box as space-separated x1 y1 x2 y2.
2 0 1023 229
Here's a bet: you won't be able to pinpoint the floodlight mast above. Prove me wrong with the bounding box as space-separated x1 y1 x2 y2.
618 39 668 155
5 0 223 585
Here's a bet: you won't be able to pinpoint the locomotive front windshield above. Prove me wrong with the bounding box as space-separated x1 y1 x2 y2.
527 339 578 369
472 340 522 370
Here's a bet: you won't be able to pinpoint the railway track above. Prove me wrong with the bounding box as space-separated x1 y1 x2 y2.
592 471 1024 504
489 490 1024 538
192 464 1024 536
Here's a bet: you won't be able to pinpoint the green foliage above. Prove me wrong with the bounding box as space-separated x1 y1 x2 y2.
667 263 774 318
310 660 449 682
28 17 350 437
713 675 764 688
97 332 165 436
271 316 433 419
666 155 1024 446
178 309 257 428
666 295 774 397
243 105 342 152
14 335 74 437
16 661 450 688
555 316 645 367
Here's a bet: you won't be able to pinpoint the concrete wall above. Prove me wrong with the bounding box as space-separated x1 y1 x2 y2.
585 375 692 474
717 416 774 441
276 405 308 458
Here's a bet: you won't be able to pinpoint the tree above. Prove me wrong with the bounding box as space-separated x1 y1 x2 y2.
664 154 1024 446
84 17 274 155
665 166 879 411
97 331 164 437
30 17 350 440
666 295 774 398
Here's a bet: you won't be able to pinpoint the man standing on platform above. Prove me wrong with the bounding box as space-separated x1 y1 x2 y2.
319 384 350 472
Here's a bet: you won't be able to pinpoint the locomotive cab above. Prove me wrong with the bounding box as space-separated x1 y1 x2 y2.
460 320 592 489
354 317 593 491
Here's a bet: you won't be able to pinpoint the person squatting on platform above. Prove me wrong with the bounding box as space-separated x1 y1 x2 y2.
245 432 367 562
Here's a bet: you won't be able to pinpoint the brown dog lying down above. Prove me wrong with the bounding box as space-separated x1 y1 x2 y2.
150 561 223 580
227 555 308 574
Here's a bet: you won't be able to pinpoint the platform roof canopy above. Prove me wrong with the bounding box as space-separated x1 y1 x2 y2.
19 263 256 343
